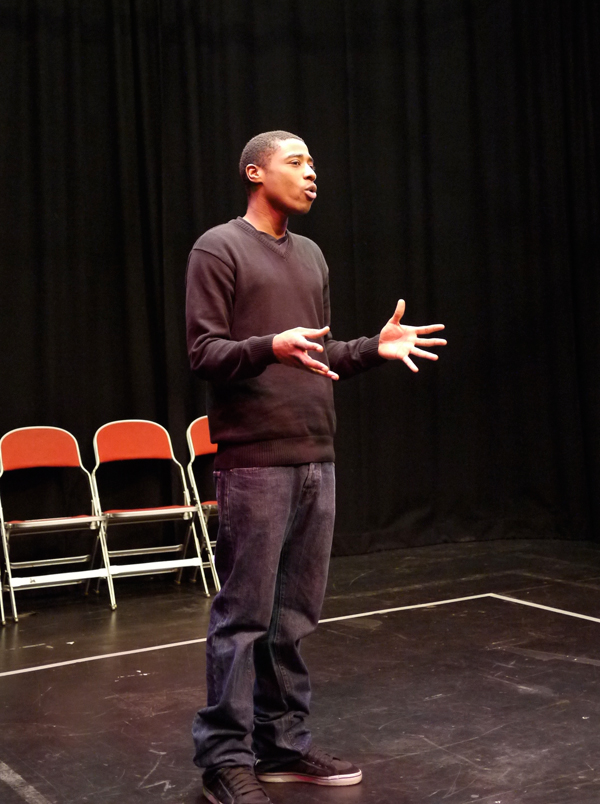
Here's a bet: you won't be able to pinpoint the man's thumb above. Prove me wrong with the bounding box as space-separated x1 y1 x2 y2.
391 299 405 325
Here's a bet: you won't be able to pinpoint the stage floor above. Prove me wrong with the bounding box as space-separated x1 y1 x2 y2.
2 538 600 804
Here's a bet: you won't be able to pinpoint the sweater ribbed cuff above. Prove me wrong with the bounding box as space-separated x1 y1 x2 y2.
361 335 388 367
248 334 278 370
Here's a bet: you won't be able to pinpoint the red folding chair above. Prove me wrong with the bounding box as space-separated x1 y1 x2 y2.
91 420 210 596
185 416 220 591
0 426 115 624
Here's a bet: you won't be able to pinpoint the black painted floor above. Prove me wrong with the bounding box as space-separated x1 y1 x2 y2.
2 539 600 803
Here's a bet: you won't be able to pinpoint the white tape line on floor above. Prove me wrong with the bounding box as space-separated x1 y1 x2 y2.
0 636 207 678
0 761 52 804
2 591 600 679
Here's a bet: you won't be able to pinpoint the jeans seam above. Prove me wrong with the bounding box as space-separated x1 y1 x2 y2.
219 470 230 546
277 547 292 735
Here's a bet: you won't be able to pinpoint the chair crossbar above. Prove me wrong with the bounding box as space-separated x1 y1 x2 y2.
8 567 110 589
11 554 90 570
108 557 205 576
108 544 183 558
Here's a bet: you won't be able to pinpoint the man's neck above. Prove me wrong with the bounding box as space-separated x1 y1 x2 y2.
243 197 288 239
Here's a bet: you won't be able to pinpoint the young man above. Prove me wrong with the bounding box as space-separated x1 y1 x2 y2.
186 130 446 804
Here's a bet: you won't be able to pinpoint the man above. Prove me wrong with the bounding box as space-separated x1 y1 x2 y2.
186 130 446 804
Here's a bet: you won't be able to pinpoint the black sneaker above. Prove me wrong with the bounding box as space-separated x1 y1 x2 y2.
202 765 273 804
255 746 362 786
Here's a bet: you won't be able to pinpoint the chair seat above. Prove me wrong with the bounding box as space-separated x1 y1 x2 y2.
104 505 196 522
102 505 196 525
6 515 102 533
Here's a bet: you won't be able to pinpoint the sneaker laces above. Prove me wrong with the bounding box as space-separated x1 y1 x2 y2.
217 766 270 799
303 746 342 766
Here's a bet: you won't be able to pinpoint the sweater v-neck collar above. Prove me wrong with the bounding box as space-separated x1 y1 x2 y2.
234 217 291 259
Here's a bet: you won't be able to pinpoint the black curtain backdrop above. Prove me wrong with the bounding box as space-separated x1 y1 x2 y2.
0 0 598 555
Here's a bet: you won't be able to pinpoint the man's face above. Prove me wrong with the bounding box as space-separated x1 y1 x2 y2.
251 139 317 215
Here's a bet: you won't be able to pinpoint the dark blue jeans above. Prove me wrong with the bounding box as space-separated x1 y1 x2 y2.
192 463 336 770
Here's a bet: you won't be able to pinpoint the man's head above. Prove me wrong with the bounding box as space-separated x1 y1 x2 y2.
239 131 317 216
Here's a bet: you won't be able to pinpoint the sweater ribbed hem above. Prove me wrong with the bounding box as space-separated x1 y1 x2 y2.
214 435 335 469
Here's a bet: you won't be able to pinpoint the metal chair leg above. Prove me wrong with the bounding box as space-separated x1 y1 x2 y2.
198 509 220 591
176 522 194 584
1 532 19 623
84 530 100 596
0 566 5 626
190 520 209 596
97 522 117 610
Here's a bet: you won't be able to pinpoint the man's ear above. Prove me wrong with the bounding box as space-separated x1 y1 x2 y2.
246 164 263 185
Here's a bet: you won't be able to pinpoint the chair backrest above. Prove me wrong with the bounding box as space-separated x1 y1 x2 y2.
187 416 218 459
94 420 175 464
0 427 83 473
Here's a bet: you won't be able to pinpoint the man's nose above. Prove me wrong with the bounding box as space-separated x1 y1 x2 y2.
304 164 316 181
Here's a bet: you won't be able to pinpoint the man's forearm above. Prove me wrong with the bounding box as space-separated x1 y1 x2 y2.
188 332 277 383
325 335 386 380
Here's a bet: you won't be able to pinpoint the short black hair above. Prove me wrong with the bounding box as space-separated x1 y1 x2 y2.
239 130 304 191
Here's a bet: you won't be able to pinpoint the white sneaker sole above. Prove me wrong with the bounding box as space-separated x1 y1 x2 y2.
256 769 362 786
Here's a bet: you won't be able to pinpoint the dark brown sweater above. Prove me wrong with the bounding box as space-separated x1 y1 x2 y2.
186 217 385 468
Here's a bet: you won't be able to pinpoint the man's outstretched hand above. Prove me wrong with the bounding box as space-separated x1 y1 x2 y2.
378 299 446 372
273 326 339 380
